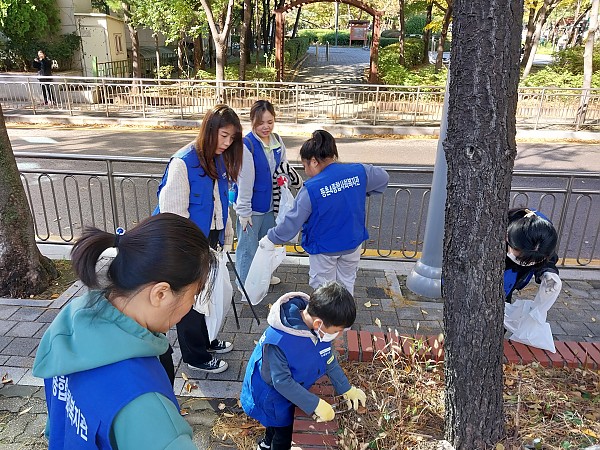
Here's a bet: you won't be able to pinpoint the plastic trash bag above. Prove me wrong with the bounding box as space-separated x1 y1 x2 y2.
244 245 286 305
504 272 561 353
194 250 232 341
276 183 299 244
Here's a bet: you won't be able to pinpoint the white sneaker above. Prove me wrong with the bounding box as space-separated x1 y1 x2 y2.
187 357 228 373
270 276 281 285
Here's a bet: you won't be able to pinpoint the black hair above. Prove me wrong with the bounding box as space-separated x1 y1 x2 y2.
299 130 339 162
507 208 558 265
250 100 276 127
307 281 356 328
195 104 243 182
71 213 216 300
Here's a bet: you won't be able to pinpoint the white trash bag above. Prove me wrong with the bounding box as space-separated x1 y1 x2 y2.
276 183 299 244
194 250 233 342
244 245 286 305
504 272 561 353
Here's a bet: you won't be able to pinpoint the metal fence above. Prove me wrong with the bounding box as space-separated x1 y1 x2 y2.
15 152 600 268
2 76 600 130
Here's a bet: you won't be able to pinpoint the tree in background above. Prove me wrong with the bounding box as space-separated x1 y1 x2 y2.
443 0 522 447
0 0 60 70
0 104 58 297
522 0 563 78
575 0 599 128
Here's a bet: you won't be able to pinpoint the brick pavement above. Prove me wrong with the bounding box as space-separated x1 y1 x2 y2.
1 258 599 448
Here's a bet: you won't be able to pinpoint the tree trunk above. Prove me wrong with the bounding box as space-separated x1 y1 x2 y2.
194 34 205 72
292 7 302 38
423 1 434 64
0 104 58 297
575 0 599 129
200 0 235 82
239 0 252 80
443 0 522 447
521 2 538 67
522 0 559 79
154 33 161 78
215 40 227 82
398 0 405 66
435 1 453 72
568 4 592 47
177 32 186 77
122 2 141 78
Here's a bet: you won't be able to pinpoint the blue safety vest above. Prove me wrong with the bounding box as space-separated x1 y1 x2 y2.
44 357 177 449
240 326 331 427
154 143 229 242
241 133 283 213
302 163 368 254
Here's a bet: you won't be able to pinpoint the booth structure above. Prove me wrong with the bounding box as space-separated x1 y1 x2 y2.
349 20 370 47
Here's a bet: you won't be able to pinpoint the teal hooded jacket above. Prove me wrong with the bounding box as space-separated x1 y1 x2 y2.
33 291 197 450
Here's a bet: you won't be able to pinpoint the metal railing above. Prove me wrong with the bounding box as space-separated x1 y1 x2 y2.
2 76 600 130
15 152 600 268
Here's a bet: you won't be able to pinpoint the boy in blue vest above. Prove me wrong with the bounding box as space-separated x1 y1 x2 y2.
241 281 366 450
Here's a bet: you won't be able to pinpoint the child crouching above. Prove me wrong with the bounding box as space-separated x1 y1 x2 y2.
240 282 366 450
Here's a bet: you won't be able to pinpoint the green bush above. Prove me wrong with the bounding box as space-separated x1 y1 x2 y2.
378 43 448 85
405 15 426 35
380 37 398 48
3 32 81 71
377 39 424 68
284 37 310 64
551 44 599 75
521 66 600 88
298 29 366 46
381 29 401 39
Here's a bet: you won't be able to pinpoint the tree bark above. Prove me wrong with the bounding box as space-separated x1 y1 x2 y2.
435 0 453 72
576 0 599 129
522 0 560 79
423 0 434 64
443 0 522 447
199 0 235 82
568 4 592 47
239 0 252 80
292 7 302 38
521 1 538 67
398 0 405 66
122 2 141 78
0 104 58 297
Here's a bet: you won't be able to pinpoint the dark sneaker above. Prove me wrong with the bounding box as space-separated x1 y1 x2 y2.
208 340 233 354
257 440 270 450
187 358 228 373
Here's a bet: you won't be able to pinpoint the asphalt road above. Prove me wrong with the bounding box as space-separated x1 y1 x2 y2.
7 125 600 171
7 125 600 263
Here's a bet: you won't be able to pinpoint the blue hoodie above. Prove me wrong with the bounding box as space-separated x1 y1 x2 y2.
32 291 197 450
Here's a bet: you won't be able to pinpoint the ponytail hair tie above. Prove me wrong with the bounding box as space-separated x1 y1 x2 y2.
114 227 125 248
524 209 537 218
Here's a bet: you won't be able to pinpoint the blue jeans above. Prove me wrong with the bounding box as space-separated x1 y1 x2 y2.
235 212 276 285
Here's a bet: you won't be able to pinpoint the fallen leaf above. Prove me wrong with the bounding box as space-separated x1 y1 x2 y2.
374 318 381 328
591 317 596 322
181 372 189 381
218 402 226 410
18 407 32 416
180 408 189 416
364 301 372 308
582 428 599 439
223 412 235 418
50 293 60 299
421 309 428 315
1 373 13 385
496 444 505 450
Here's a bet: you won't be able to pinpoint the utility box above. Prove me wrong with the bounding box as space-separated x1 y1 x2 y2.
75 13 127 77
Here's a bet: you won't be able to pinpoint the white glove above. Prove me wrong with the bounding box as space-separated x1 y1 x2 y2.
542 272 559 294
259 235 275 251
239 216 252 231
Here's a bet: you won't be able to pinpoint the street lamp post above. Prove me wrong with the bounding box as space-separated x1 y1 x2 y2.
406 77 450 299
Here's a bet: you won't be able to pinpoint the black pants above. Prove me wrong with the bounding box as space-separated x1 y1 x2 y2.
41 82 55 104
159 229 221 382
263 424 294 450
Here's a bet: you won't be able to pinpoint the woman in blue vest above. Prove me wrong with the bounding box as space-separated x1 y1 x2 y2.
234 100 292 288
241 282 366 450
33 213 215 449
505 207 559 302
154 104 243 374
261 129 389 295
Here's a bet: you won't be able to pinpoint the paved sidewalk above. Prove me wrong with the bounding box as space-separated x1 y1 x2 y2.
294 46 371 84
2 253 600 448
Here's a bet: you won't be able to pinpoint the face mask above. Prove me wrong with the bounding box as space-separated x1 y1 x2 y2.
507 250 536 267
317 324 339 343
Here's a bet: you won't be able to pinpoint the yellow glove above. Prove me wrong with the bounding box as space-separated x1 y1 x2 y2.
342 386 366 410
313 398 335 422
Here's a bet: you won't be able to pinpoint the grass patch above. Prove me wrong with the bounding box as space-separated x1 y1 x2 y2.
212 335 600 449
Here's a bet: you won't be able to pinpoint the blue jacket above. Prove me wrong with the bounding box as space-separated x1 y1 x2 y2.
33 292 196 450
44 357 177 449
302 163 368 254
154 143 229 243
242 132 283 213
240 294 351 428
504 210 559 301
